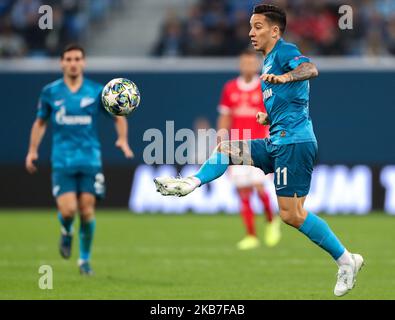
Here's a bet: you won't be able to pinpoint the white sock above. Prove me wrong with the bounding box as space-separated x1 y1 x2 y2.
61 226 73 236
336 249 353 267
189 176 201 187
78 259 88 266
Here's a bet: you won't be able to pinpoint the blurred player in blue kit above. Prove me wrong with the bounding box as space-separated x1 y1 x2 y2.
155 4 364 296
25 44 133 275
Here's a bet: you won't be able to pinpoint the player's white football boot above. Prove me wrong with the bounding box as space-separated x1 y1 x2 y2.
154 176 200 197
334 253 364 297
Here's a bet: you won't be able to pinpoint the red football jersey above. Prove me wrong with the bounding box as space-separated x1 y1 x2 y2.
218 76 269 140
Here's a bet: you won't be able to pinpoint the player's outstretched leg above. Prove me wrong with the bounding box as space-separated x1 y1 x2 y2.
78 193 96 276
278 196 364 297
155 150 229 197
155 140 252 197
155 148 230 197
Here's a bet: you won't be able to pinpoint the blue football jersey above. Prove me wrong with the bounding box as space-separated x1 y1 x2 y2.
36 78 104 169
261 38 317 145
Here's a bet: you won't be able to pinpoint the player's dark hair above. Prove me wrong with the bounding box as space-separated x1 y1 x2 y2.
61 44 86 59
253 4 287 34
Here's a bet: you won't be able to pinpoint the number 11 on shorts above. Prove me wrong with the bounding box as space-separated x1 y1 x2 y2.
276 167 287 187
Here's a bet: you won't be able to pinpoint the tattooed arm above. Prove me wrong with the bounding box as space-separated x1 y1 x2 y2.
287 62 319 81
260 62 319 84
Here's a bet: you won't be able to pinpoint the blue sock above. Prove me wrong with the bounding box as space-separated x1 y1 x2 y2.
58 212 74 234
194 152 229 185
79 219 96 261
298 212 345 260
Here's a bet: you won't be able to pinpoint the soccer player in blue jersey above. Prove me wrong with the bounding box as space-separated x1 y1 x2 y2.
155 4 364 296
25 44 133 275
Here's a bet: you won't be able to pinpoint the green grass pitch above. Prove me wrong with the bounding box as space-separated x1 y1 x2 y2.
0 210 394 300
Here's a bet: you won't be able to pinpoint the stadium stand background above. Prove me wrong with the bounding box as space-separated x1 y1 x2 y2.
152 0 395 57
2 0 395 58
0 0 127 57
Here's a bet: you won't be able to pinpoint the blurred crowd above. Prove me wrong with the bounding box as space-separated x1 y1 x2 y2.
0 0 122 58
1 0 395 58
153 0 395 57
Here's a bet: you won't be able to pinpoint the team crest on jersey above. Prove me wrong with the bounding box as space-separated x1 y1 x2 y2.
54 99 64 107
80 97 95 108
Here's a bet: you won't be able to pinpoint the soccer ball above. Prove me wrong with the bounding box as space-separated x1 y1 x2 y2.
101 78 141 116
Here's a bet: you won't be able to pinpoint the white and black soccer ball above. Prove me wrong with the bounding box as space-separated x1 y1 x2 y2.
101 78 141 116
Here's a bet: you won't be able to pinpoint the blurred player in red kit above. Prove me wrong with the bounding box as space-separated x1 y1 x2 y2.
217 49 281 250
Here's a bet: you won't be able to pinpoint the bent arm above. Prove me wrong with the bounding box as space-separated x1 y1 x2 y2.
286 62 319 82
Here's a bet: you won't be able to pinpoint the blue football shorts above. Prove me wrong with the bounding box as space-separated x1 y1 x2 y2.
249 138 318 197
51 167 105 199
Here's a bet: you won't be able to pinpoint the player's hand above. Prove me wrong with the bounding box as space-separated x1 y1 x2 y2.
260 73 290 84
26 151 38 174
256 112 269 125
115 139 134 159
